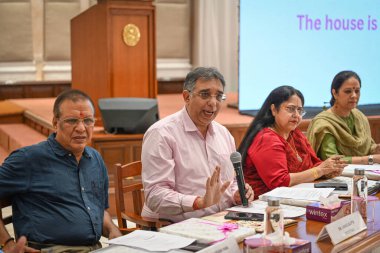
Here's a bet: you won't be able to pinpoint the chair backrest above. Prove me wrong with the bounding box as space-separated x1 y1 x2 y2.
114 161 144 233
114 161 173 234
0 197 12 225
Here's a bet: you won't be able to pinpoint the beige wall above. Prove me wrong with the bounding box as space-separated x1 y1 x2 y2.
156 0 190 59
155 0 192 79
0 1 33 62
44 0 81 61
0 0 192 82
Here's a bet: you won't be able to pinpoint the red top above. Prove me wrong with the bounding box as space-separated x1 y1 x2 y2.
243 128 322 199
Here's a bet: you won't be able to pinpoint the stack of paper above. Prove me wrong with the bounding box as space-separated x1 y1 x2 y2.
106 230 195 252
258 187 334 207
226 200 306 218
342 164 380 180
159 217 255 244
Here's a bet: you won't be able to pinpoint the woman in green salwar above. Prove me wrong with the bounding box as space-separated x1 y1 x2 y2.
307 71 380 164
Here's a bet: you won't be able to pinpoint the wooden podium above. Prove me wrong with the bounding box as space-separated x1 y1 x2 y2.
71 0 157 117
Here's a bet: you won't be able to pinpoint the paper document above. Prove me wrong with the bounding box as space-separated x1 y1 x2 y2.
344 164 380 171
107 230 195 252
343 164 380 180
292 177 379 197
259 187 334 201
227 200 305 218
319 176 376 188
92 244 192 253
159 218 255 244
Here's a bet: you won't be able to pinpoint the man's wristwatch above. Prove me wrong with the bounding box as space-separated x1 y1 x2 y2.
368 155 374 165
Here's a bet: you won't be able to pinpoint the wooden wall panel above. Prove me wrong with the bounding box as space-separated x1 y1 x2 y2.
0 86 24 99
0 81 70 100
0 79 180 101
226 125 249 149
92 134 144 183
71 3 108 116
110 9 152 97
369 117 380 145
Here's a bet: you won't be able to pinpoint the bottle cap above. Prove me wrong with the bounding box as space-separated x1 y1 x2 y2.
354 168 365 175
267 198 280 206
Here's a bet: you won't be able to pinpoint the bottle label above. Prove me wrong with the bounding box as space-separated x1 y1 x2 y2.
265 208 284 235
351 176 368 221
351 196 367 219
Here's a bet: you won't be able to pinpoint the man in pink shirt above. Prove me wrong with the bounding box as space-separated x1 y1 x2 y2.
141 67 254 222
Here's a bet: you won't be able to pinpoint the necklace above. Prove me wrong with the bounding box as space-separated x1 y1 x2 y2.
267 127 303 163
288 134 303 162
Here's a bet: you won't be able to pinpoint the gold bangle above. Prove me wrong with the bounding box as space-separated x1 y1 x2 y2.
311 168 319 179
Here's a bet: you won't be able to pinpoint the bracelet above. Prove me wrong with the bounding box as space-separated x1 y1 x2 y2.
192 196 201 210
311 168 319 179
1 237 14 248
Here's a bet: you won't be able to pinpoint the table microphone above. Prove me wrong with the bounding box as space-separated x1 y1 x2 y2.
230 151 248 207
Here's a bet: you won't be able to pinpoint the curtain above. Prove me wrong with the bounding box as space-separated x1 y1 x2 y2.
192 0 239 93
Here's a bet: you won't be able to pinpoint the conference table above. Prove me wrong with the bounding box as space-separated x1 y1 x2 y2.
207 195 380 253
95 193 380 253
286 196 380 253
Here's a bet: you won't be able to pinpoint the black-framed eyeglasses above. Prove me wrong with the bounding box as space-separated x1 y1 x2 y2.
284 105 306 117
190 91 227 102
59 117 96 127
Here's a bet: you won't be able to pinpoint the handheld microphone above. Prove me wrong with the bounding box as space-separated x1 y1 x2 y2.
230 151 248 207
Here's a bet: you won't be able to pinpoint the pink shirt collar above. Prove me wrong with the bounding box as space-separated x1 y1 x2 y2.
181 106 215 136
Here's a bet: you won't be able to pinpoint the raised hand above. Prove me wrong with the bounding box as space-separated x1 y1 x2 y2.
202 166 231 208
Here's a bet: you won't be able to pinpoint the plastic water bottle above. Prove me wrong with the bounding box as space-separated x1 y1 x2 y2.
351 168 368 221
264 198 284 235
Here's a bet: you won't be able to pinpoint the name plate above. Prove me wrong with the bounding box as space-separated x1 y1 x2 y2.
198 237 240 253
316 211 367 245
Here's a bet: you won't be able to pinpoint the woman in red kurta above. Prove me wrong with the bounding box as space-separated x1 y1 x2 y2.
238 86 346 198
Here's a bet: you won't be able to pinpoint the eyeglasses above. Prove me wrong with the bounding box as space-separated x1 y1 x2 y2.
190 91 227 102
284 105 306 117
60 117 96 127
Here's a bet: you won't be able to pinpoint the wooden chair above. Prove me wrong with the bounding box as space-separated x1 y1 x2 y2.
114 161 170 234
0 197 12 225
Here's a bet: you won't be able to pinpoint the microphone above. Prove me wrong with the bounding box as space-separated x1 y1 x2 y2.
230 151 248 207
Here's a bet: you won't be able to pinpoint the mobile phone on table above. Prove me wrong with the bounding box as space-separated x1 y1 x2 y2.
314 182 348 190
224 211 264 221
